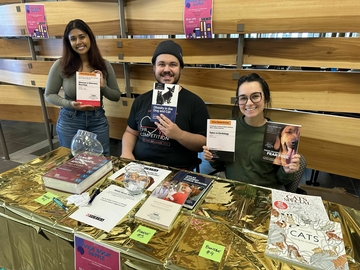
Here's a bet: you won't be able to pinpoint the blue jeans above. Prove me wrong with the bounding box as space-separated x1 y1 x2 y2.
56 108 110 156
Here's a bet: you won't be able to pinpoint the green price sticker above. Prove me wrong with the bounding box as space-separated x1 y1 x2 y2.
199 240 225 263
130 225 156 244
35 192 58 205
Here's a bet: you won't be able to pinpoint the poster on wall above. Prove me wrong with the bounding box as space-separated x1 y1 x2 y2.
25 4 49 38
74 234 121 270
183 0 213 39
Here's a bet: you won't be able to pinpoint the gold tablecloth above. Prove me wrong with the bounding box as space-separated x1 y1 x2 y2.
0 147 359 270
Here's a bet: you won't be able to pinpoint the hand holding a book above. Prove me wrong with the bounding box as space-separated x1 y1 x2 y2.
154 114 181 139
92 69 105 88
202 146 215 162
70 101 95 110
282 153 300 174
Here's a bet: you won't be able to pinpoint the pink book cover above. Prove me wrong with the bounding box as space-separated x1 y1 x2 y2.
184 0 213 39
75 235 120 270
25 4 49 38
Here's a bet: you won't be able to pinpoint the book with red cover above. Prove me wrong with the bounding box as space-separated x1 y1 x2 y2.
42 152 112 194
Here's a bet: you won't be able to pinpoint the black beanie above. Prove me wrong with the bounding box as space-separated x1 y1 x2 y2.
151 40 184 68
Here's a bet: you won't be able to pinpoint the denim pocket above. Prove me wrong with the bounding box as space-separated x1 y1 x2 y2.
60 108 76 120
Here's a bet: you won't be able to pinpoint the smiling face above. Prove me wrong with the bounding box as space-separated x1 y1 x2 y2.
68 28 91 56
153 54 181 84
237 81 265 120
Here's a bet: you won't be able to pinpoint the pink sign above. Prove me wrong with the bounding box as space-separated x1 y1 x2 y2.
183 0 213 39
75 235 120 270
25 4 49 38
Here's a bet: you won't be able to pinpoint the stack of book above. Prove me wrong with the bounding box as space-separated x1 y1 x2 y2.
135 171 214 231
42 152 112 194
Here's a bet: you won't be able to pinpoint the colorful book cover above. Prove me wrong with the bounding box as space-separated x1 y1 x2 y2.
135 178 191 231
74 234 120 270
76 72 101 107
150 82 179 123
108 162 172 192
206 119 236 162
265 189 349 270
171 170 214 210
262 121 301 166
25 4 49 38
184 0 213 39
42 152 112 194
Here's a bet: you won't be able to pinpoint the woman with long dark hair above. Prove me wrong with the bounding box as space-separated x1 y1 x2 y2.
45 19 120 155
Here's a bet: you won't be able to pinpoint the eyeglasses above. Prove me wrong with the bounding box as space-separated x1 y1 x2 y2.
236 92 262 105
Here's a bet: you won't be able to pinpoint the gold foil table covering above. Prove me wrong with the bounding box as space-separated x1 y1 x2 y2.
0 147 359 269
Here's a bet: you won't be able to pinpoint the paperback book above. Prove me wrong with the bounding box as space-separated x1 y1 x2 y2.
265 189 349 270
171 170 214 210
135 177 191 231
76 71 101 106
108 162 172 192
262 121 301 166
42 152 112 194
150 82 179 123
206 119 236 162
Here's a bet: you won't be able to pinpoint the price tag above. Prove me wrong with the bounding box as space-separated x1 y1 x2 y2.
199 240 225 262
130 225 156 244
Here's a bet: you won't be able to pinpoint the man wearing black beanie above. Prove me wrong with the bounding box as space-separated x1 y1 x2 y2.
121 40 210 170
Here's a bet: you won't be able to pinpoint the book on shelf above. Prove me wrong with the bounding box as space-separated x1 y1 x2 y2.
135 177 192 231
171 170 214 210
262 121 301 166
265 189 349 270
150 82 179 123
108 162 172 192
206 119 236 162
42 152 112 194
76 71 101 106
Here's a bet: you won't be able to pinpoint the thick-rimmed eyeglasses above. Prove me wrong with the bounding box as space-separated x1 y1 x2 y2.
236 92 262 105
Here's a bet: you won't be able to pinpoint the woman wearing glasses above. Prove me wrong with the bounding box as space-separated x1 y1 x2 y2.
203 73 300 190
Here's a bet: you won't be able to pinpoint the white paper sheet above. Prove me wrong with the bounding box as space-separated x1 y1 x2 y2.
70 185 146 232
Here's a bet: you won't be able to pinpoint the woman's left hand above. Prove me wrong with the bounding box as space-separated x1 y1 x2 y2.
93 70 105 88
283 154 300 174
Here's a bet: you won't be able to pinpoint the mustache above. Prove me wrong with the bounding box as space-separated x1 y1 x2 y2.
161 71 173 76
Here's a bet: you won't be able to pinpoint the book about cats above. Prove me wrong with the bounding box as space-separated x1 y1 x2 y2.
262 121 301 166
265 189 348 270
42 152 112 194
150 82 179 123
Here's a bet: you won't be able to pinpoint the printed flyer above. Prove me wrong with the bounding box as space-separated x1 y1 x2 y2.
183 0 213 39
25 4 49 38
74 234 120 270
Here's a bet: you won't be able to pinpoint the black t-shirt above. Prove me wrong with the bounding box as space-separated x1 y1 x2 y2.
127 88 209 169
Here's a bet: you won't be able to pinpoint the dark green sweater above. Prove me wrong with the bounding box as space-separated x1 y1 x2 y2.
212 116 294 190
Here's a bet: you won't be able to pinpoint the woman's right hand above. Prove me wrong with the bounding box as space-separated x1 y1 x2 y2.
71 101 95 110
202 145 214 162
